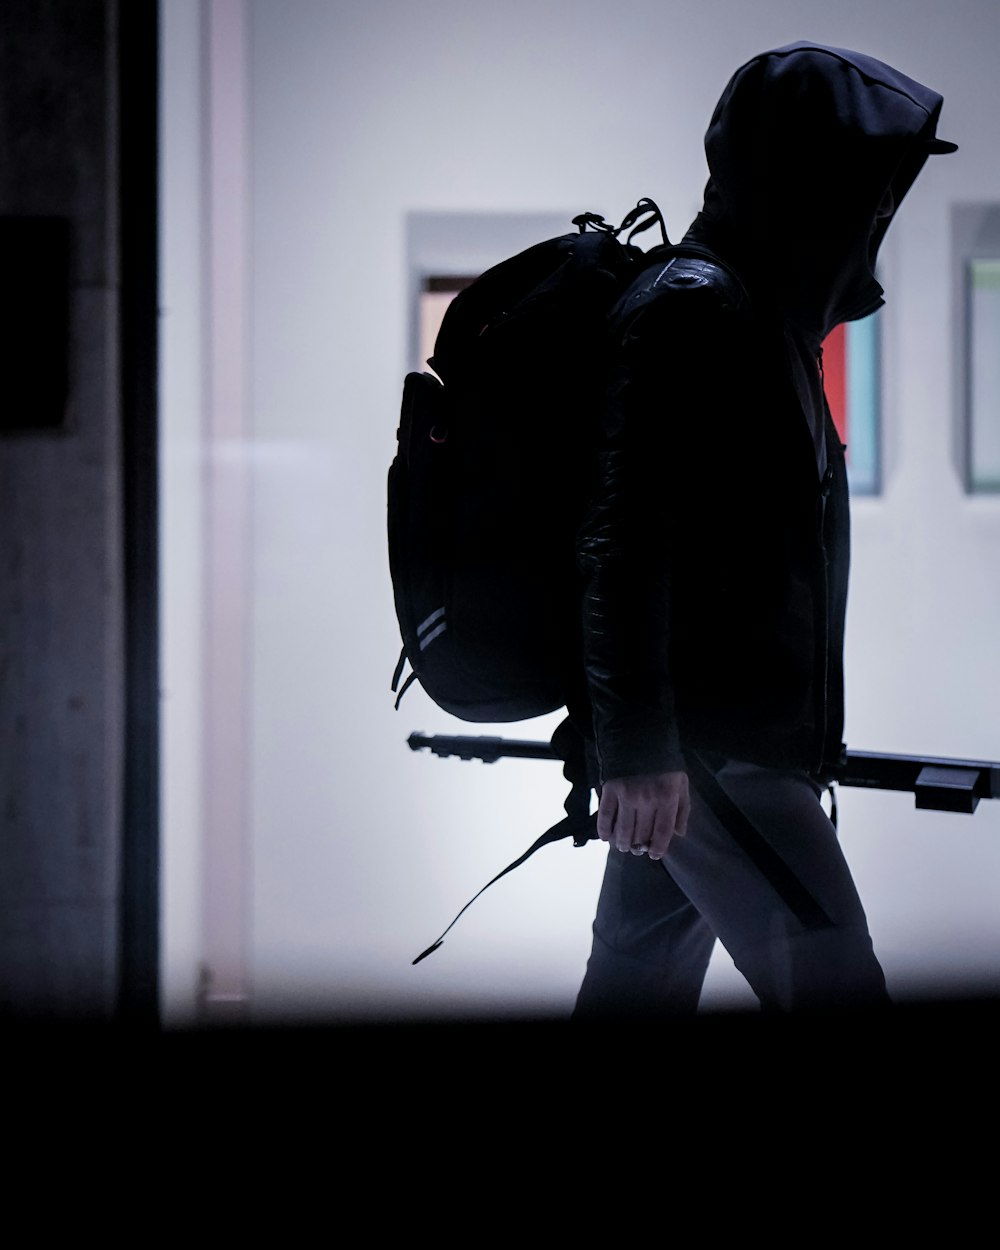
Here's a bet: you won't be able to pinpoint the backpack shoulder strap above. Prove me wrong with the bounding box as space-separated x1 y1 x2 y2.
606 247 752 351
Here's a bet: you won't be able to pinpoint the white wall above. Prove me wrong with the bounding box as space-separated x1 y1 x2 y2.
163 0 1000 1023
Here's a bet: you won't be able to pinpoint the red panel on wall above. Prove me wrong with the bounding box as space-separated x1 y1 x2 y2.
822 321 847 442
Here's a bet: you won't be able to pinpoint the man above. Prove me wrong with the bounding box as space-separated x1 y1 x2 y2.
573 42 957 1014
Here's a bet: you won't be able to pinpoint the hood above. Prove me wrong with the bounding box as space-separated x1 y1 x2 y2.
684 41 957 339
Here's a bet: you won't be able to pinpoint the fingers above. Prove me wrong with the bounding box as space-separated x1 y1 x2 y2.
647 787 683 860
647 805 671 861
596 789 617 844
599 789 647 855
599 772 691 859
614 803 636 855
616 795 669 858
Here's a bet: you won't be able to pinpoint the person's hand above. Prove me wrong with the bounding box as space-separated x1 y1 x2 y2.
597 770 690 861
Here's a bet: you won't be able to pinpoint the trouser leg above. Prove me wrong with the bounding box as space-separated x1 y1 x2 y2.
573 845 717 1017
574 758 889 1016
663 759 889 1012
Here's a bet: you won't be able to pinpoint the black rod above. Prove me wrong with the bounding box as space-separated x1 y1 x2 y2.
407 733 1000 813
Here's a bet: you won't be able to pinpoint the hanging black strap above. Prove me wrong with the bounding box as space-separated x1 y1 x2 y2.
684 750 834 931
551 716 597 845
410 812 591 964
393 671 418 711
391 645 407 693
411 717 596 964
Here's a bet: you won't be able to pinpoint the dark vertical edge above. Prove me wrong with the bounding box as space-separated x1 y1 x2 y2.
962 256 973 494
117 0 161 1025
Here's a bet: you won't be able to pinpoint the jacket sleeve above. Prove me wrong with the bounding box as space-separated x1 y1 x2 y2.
577 271 740 784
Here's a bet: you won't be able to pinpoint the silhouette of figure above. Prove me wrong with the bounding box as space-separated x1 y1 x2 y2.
574 42 957 1014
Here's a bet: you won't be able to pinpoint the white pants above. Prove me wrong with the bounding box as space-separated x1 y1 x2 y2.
574 757 889 1015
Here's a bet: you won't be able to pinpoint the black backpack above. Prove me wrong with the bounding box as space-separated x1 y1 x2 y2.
388 209 817 965
387 198 670 724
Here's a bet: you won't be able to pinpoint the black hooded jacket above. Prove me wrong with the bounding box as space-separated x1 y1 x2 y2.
577 42 955 784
